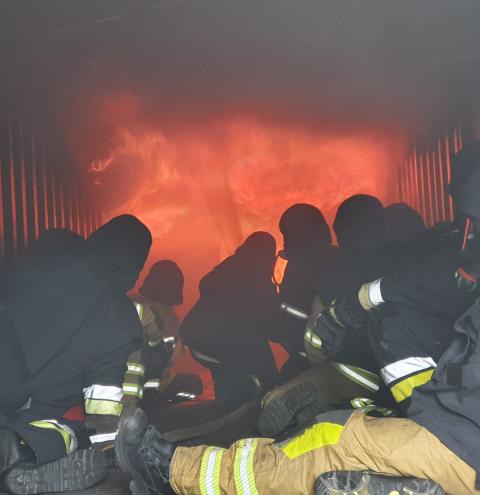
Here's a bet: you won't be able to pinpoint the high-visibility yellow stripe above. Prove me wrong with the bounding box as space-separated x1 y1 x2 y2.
304 328 322 349
127 362 145 376
123 383 144 398
281 422 343 459
30 420 76 453
84 398 123 416
199 447 224 495
390 369 435 403
234 439 259 495
381 357 436 385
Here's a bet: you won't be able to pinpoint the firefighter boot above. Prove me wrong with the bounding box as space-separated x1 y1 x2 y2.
315 471 445 495
0 429 32 477
257 383 320 437
115 407 175 495
4 448 108 494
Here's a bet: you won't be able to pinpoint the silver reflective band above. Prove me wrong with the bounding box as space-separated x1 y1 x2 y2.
89 431 118 444
332 363 380 392
176 392 197 399
380 357 437 385
237 438 258 495
127 364 145 374
368 278 385 306
19 398 32 411
163 336 175 343
305 328 322 348
83 385 123 402
144 379 161 389
203 448 224 495
191 348 222 364
280 303 309 320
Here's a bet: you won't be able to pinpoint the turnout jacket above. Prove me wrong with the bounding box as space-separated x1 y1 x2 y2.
409 298 480 486
360 241 479 411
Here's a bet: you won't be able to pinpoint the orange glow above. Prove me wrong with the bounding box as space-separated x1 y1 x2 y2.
273 255 288 288
84 95 405 313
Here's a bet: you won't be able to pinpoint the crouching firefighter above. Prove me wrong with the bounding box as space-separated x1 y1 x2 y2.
308 142 480 416
123 260 185 405
115 293 480 495
0 215 152 494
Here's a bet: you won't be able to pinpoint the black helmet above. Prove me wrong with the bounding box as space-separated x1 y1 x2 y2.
279 204 331 258
333 194 385 249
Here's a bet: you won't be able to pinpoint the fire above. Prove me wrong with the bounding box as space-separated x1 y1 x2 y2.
85 110 405 313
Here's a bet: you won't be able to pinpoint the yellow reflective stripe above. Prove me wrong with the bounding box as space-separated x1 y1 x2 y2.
84 398 123 416
281 422 343 459
127 362 145 376
390 369 435 403
30 420 75 453
199 447 224 495
234 439 259 495
304 328 322 349
328 303 344 327
123 383 143 398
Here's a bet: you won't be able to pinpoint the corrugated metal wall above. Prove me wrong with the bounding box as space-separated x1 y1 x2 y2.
397 126 464 226
0 108 100 266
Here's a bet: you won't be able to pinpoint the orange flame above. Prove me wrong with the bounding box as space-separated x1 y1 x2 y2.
86 111 405 314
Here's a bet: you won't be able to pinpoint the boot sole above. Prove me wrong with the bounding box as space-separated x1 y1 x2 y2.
115 408 151 495
315 472 445 495
4 449 107 494
257 383 317 437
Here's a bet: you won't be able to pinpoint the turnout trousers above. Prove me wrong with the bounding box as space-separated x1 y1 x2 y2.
0 311 89 466
170 411 479 495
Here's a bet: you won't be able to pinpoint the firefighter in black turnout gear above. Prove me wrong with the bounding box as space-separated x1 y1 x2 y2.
115 144 480 495
276 204 343 380
311 144 480 415
258 195 399 438
181 232 281 406
0 215 152 494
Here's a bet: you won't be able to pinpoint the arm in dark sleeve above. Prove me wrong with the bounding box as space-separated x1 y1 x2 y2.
84 296 142 417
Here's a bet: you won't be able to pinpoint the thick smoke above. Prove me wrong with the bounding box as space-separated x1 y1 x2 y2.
50 0 480 142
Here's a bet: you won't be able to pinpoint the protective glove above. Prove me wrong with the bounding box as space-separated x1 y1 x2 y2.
330 291 368 328
309 310 348 359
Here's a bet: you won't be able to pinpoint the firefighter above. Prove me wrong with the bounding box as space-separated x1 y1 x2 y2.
123 260 185 404
181 232 281 406
258 195 395 437
115 153 480 495
0 215 152 494
384 202 430 267
276 204 343 362
310 147 480 415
